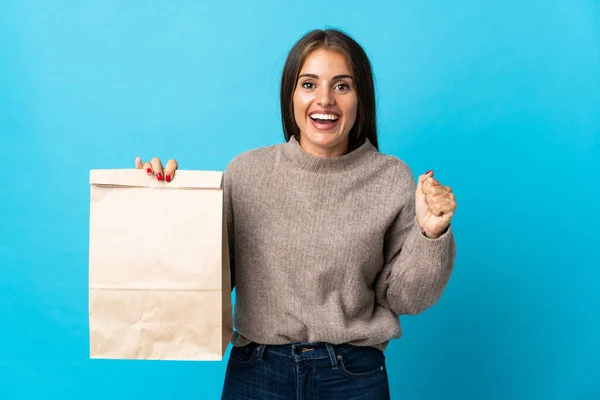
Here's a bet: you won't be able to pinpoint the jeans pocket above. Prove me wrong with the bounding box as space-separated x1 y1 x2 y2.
336 347 385 378
228 342 260 366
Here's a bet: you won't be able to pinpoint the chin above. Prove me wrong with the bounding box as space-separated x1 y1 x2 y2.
309 132 344 146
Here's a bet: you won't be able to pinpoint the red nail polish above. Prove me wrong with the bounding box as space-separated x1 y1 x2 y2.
156 173 163 181
147 168 152 174
426 169 434 176
165 175 171 182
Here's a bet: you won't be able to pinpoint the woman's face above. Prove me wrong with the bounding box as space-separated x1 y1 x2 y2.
293 48 358 158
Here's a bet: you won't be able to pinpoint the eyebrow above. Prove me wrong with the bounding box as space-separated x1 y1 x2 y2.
298 73 353 80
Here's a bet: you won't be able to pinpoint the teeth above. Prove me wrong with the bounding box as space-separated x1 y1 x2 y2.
310 113 339 121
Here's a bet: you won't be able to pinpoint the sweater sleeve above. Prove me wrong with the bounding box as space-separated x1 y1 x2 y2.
374 175 456 316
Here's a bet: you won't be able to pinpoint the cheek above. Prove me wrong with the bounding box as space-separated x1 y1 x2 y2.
293 91 307 125
343 97 359 128
349 104 358 124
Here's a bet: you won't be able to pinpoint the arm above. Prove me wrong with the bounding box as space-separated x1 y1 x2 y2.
374 176 456 315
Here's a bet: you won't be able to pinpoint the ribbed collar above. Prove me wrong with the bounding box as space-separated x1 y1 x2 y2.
282 136 377 173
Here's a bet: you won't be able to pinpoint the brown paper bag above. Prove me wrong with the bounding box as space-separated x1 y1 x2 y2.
88 169 232 361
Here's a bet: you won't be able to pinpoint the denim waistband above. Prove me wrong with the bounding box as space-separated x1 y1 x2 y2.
253 342 358 368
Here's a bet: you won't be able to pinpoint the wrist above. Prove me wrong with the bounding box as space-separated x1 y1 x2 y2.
421 228 440 239
419 224 449 239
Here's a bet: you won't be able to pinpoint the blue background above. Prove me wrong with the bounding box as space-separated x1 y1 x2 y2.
1 0 598 399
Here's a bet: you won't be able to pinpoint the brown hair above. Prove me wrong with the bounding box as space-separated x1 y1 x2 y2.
280 28 379 151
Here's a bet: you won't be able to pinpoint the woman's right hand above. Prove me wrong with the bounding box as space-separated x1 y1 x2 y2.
135 156 179 182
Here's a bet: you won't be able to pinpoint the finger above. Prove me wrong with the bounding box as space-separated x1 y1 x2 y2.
430 193 456 215
424 183 447 197
431 191 455 204
428 197 444 217
135 157 143 169
151 157 164 181
164 159 178 183
422 177 443 195
143 161 153 175
416 170 434 194
429 199 447 217
437 199 457 215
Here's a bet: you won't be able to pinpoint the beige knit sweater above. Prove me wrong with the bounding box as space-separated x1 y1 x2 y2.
224 136 456 350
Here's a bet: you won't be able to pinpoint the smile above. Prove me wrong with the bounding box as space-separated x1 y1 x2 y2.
309 113 340 131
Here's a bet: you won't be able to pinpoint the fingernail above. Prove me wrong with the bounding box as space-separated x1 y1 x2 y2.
146 168 152 174
426 169 434 176
156 173 163 181
165 174 171 183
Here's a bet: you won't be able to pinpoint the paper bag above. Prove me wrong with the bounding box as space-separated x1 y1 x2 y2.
88 169 232 361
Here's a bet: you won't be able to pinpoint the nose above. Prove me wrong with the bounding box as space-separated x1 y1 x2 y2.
316 85 335 106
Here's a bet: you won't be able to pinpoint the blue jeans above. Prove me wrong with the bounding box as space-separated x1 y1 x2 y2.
221 341 390 399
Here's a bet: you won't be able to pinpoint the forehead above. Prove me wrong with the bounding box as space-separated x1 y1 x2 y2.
300 48 352 75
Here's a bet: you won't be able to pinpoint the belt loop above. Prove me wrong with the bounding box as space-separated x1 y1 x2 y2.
257 344 267 361
325 343 338 369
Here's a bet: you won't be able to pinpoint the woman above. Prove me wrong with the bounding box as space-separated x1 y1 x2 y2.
135 29 456 400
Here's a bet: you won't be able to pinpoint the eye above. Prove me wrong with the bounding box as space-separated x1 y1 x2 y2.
335 82 350 91
301 81 315 89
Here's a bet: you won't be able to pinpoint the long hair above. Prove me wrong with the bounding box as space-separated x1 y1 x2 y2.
280 29 378 151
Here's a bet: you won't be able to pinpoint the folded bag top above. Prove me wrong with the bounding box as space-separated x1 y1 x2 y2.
90 169 223 189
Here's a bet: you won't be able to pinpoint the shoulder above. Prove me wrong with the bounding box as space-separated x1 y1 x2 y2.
366 150 416 189
224 142 282 178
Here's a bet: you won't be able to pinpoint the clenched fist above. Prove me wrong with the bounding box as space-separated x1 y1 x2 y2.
415 170 457 239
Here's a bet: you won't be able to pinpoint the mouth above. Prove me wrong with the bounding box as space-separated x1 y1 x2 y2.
309 112 340 131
